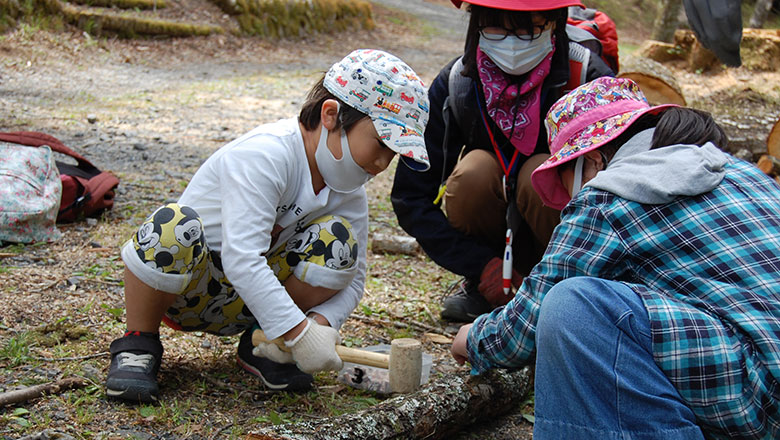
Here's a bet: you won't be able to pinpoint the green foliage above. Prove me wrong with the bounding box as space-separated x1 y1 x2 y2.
579 0 659 31
0 332 31 367
227 0 374 38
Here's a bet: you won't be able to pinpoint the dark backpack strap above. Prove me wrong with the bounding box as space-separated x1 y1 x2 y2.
0 131 97 171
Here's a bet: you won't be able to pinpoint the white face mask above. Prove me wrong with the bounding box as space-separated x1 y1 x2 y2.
479 29 554 76
314 123 373 193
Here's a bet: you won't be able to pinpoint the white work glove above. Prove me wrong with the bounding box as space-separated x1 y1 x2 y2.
285 318 343 374
252 341 294 364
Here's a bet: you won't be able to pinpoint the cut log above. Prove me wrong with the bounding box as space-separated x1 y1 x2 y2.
617 55 686 106
672 29 720 72
757 154 780 176
687 38 720 73
637 40 686 64
247 367 533 440
741 29 780 71
768 118 780 158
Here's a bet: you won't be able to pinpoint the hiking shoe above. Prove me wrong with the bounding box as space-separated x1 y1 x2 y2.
440 278 493 322
105 334 163 403
236 327 313 392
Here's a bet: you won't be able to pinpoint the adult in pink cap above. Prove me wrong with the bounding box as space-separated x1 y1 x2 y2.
391 0 614 322
451 76 780 439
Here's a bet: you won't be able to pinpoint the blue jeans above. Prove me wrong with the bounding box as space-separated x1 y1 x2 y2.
534 277 705 440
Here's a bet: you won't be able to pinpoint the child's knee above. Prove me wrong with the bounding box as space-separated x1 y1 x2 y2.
121 203 206 294
537 277 603 345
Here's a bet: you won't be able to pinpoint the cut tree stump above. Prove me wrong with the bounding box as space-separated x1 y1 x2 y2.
247 367 533 440
617 55 686 106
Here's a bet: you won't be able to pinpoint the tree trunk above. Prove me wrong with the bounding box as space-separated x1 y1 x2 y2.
651 0 684 42
749 0 774 28
247 367 533 440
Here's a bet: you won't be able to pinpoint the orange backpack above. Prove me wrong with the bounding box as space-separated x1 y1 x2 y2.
567 7 619 73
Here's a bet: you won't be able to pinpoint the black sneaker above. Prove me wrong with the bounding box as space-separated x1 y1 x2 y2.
440 278 493 322
236 327 313 392
105 334 163 403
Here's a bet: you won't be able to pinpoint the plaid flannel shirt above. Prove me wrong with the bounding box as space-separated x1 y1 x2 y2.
468 158 780 439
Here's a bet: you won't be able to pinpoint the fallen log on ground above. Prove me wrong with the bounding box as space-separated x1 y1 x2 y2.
617 55 686 106
0 377 87 407
756 154 780 176
247 367 533 440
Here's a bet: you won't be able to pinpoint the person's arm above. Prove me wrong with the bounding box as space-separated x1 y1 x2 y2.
216 138 307 341
391 64 497 280
306 192 368 330
465 198 629 374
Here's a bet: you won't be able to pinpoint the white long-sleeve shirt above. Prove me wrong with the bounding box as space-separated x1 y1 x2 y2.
178 118 368 340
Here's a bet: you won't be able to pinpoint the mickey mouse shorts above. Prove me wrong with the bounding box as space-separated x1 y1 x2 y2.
120 203 359 336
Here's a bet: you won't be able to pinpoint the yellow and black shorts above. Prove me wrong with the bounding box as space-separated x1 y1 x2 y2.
120 203 359 335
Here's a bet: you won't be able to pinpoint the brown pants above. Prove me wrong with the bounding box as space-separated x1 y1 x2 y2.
443 150 561 275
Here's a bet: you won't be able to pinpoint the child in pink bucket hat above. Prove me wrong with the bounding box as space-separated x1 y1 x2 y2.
531 76 676 210
451 76 780 439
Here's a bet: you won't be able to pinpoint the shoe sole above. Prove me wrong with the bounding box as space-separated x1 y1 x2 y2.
105 380 158 403
236 355 293 391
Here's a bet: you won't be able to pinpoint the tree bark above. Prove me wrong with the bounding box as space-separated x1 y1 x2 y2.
651 0 684 43
247 367 533 440
749 0 774 28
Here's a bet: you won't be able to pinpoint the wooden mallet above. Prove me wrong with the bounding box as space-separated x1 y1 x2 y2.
251 329 423 393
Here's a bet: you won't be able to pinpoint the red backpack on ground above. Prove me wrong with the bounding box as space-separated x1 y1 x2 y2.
0 131 120 223
568 7 619 73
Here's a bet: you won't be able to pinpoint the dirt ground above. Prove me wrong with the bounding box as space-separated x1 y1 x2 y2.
1 0 779 439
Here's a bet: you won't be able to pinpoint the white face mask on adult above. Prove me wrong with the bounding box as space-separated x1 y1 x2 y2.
314 122 373 194
479 28 554 76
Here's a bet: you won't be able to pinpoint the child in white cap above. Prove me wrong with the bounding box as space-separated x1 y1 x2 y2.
105 49 429 403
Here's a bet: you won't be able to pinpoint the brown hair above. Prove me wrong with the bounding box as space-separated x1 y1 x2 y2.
298 75 369 132
460 5 569 79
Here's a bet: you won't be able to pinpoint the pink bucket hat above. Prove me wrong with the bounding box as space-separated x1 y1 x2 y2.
324 49 430 171
531 77 677 210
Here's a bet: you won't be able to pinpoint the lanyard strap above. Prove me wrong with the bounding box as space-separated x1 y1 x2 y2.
474 83 520 180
